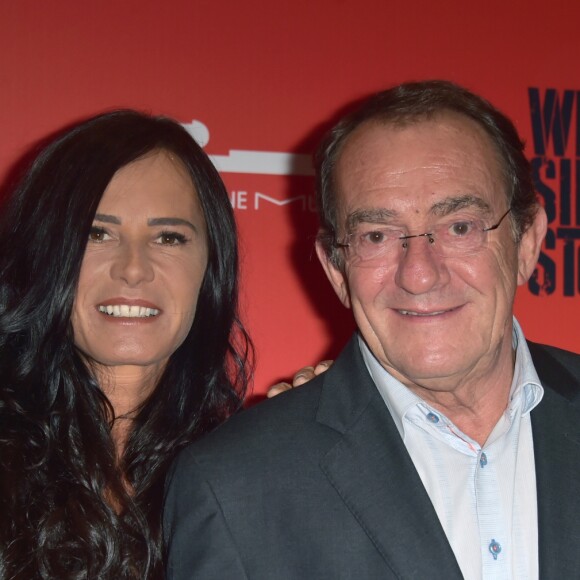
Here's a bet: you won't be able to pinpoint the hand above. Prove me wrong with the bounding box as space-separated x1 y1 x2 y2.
266 360 333 398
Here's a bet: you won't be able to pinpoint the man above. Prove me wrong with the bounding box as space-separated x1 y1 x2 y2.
164 81 580 579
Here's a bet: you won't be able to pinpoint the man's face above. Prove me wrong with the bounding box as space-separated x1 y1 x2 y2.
317 114 545 392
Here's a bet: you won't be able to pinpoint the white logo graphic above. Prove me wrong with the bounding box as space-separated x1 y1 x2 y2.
183 120 314 176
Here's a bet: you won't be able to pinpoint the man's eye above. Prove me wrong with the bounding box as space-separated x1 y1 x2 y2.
448 221 473 237
360 228 402 245
88 227 110 242
362 231 387 245
157 232 188 246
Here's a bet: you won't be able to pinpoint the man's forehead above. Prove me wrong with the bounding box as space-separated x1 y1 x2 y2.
333 113 508 213
338 112 497 159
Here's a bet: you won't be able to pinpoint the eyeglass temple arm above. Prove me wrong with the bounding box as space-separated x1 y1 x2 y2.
483 207 512 232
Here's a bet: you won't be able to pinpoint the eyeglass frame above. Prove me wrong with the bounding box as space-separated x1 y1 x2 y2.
334 207 513 259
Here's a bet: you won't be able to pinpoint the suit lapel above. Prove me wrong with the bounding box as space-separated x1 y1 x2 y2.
316 336 463 578
531 343 580 578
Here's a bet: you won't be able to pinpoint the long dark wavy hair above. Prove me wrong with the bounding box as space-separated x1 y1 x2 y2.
0 110 252 578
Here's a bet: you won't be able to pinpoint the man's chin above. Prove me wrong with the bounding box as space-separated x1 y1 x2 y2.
384 351 473 388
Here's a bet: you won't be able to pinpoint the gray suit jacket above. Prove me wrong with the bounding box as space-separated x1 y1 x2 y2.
164 337 580 579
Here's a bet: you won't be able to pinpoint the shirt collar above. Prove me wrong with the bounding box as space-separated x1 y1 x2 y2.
358 317 544 440
511 318 544 415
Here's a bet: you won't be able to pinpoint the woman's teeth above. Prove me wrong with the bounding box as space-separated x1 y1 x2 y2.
98 305 159 318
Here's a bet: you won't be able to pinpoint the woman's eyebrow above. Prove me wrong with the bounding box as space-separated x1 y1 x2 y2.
147 217 197 232
93 214 197 232
94 213 121 224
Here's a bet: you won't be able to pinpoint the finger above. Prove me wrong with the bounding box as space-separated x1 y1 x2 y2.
267 382 293 398
292 366 315 387
313 360 333 375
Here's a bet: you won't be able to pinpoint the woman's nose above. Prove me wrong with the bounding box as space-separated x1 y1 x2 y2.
110 243 155 286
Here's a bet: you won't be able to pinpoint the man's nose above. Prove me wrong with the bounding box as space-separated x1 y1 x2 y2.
394 235 448 294
110 243 155 286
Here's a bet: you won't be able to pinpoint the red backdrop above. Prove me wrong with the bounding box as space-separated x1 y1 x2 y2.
1 0 578 398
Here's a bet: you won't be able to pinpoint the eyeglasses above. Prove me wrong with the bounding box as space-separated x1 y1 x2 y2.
335 208 512 262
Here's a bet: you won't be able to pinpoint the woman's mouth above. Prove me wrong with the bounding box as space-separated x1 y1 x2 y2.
97 304 160 318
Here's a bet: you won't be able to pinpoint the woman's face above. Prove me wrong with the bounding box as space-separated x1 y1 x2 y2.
71 150 208 379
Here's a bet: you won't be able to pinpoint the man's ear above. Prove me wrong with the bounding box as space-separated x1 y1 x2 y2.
517 205 548 286
315 239 351 309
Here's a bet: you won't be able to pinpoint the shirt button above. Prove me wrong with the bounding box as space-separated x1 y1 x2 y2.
426 412 439 423
489 539 502 560
480 452 488 468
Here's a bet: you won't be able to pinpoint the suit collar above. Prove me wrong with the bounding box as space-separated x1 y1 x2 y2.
316 335 463 578
316 336 580 577
531 342 580 578
315 334 375 434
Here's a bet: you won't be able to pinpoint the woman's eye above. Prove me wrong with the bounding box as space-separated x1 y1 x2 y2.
88 227 110 242
157 232 188 246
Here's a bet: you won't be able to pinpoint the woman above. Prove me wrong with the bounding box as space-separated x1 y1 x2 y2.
0 110 252 578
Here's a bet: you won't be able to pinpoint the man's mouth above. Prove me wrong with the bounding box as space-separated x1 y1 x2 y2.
98 304 160 318
397 308 454 317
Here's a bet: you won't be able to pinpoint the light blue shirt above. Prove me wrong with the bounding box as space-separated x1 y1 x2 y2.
359 318 544 580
